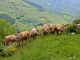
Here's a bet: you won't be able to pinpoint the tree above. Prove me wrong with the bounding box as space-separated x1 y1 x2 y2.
0 18 16 39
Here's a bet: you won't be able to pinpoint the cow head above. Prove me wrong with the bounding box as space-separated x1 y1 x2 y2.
50 29 55 34
43 30 48 35
15 34 22 41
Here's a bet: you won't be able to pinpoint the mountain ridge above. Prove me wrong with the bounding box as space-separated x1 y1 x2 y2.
27 0 80 19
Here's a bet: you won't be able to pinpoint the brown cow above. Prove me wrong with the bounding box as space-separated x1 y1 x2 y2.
49 24 55 34
4 35 17 45
30 28 37 39
55 24 63 35
16 31 29 46
42 24 49 35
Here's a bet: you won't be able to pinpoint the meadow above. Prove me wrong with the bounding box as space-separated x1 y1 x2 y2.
0 33 80 60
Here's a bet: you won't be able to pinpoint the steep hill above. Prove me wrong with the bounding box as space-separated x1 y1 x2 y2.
0 0 73 31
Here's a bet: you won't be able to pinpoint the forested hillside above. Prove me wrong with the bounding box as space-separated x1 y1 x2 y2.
0 0 74 31
0 14 15 24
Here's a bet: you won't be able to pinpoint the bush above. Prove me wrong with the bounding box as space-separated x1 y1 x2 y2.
73 18 80 24
0 43 14 57
0 49 14 57
65 24 80 34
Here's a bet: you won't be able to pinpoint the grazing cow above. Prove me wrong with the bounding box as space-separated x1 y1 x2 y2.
30 28 37 39
55 24 63 35
42 24 49 35
49 24 55 34
4 35 17 45
16 31 29 46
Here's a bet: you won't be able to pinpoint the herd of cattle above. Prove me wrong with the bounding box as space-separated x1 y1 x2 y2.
4 24 64 46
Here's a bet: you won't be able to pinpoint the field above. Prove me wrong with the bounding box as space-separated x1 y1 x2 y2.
0 33 80 60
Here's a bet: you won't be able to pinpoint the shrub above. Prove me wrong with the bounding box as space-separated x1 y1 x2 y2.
64 17 80 34
65 24 80 34
0 49 14 57
73 18 80 24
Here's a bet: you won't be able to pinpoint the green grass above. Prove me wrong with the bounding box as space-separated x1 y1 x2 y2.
0 33 80 60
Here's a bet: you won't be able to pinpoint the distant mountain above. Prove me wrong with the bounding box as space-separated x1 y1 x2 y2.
27 0 80 19
0 0 74 31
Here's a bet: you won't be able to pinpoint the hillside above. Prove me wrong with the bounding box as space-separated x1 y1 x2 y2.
0 0 74 31
0 33 80 60
0 14 15 24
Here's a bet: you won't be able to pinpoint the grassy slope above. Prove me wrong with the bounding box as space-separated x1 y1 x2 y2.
0 33 80 60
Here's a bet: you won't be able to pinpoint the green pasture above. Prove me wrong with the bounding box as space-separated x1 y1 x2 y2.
0 33 80 60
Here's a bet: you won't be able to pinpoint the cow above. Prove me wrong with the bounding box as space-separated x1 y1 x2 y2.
55 24 63 35
16 31 29 46
42 24 49 35
30 28 37 39
4 35 17 45
49 24 55 34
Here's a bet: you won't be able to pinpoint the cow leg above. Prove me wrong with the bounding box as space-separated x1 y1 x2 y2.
22 40 24 43
33 35 34 39
4 41 7 45
17 40 20 47
42 31 46 36
46 32 48 35
26 33 30 41
58 29 61 35
27 36 30 41
24 38 28 42
4 40 9 46
56 30 59 35
52 31 55 34
33 34 36 39
33 34 35 40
